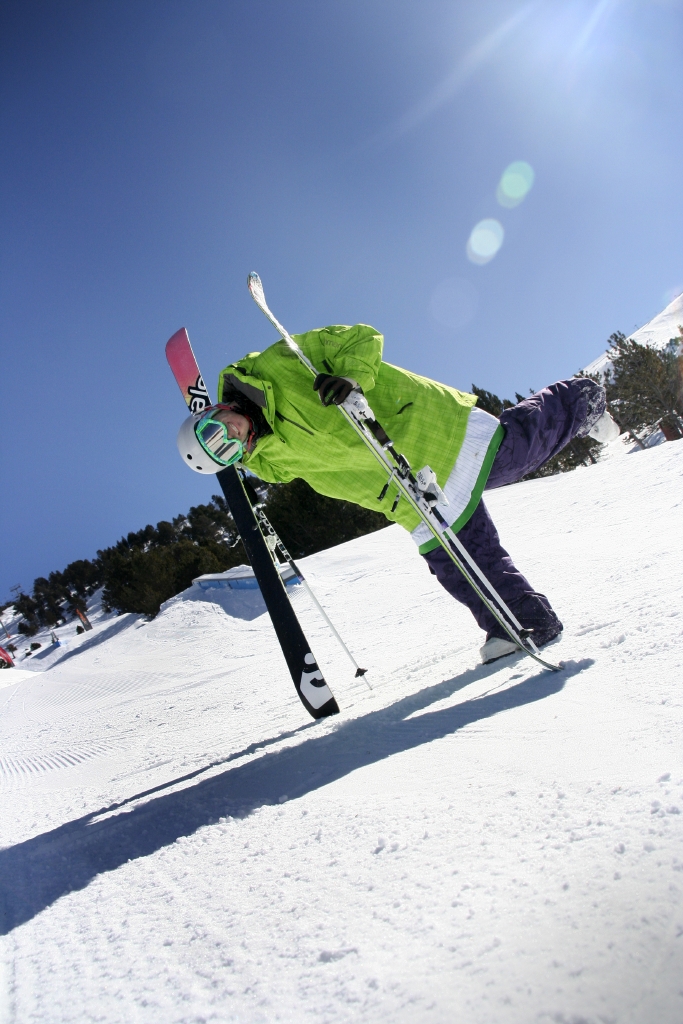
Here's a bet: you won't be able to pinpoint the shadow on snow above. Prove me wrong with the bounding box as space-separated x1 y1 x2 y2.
40 614 140 668
0 658 591 933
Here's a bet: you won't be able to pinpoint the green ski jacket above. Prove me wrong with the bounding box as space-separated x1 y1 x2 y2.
218 324 483 535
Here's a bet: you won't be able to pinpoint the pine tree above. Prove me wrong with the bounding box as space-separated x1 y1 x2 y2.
603 331 683 441
99 541 235 619
470 386 514 417
98 498 248 618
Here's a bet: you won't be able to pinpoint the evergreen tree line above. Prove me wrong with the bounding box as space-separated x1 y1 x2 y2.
598 329 683 445
7 331 681 633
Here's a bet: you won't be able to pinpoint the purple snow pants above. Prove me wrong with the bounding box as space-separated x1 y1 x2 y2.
423 378 605 641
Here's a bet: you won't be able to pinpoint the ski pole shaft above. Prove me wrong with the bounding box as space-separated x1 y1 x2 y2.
273 533 371 684
240 475 372 686
295 572 371 686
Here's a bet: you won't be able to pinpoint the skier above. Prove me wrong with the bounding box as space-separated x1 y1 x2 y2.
177 324 618 663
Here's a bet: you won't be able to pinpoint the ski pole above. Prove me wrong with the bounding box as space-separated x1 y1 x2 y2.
260 513 372 687
247 272 561 673
240 475 372 688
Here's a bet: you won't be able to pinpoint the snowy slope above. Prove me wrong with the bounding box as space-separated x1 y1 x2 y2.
584 291 683 377
0 591 126 683
1 440 682 1024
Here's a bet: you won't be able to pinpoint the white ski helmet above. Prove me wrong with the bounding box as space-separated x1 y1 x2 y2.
176 405 245 474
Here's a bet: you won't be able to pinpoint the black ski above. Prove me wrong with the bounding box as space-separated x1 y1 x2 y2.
165 327 339 720
216 466 339 718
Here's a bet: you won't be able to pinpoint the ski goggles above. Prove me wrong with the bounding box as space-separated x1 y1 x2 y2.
194 408 246 467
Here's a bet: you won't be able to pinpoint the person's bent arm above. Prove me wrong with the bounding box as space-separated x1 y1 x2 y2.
297 324 383 395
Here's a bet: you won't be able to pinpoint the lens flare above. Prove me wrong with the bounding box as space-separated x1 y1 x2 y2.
496 161 535 208
466 219 504 265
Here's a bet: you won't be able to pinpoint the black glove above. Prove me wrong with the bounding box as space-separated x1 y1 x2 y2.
312 373 360 406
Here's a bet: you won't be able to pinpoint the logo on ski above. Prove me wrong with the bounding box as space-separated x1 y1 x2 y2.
299 652 334 710
188 374 210 414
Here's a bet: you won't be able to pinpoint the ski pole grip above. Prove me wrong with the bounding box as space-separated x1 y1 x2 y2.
365 418 393 448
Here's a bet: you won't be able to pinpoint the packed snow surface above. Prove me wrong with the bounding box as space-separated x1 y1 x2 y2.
1 439 682 1024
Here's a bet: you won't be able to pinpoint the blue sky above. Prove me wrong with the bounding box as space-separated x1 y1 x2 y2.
1 0 681 600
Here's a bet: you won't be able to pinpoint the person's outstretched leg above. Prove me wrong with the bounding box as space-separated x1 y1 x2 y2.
423 499 563 645
487 378 605 488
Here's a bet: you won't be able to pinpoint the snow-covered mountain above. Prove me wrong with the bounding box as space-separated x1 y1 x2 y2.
584 291 683 377
1 439 682 1023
